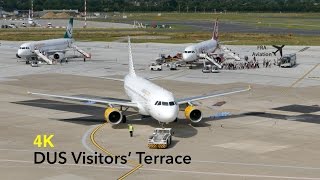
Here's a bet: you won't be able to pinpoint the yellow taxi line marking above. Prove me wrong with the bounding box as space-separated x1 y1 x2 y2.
90 113 142 180
290 63 319 87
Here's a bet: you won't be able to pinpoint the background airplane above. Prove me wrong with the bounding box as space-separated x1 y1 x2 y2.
29 37 250 125
182 19 240 68
16 18 91 65
27 10 38 27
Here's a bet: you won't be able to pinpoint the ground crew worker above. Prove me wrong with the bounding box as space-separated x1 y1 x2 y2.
128 124 134 137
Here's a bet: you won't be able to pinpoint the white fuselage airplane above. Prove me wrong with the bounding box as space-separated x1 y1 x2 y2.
17 38 73 63
28 10 36 26
16 18 90 65
182 20 219 62
30 38 250 125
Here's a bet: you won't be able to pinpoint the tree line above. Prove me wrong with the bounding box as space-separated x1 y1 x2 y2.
2 0 320 12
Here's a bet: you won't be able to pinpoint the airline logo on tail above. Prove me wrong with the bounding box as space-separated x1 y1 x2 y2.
213 18 219 40
64 18 73 38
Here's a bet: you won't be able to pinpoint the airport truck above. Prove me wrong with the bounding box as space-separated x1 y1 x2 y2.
148 128 173 149
202 64 220 73
279 53 296 68
149 63 162 71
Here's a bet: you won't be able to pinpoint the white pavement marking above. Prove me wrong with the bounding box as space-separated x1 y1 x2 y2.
130 156 320 171
139 167 320 180
81 125 97 154
1 159 320 179
190 160 320 170
0 159 128 170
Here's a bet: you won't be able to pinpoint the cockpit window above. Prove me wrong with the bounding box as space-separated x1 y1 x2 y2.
162 102 168 106
154 101 158 105
157 101 161 105
169 101 175 106
184 51 187 53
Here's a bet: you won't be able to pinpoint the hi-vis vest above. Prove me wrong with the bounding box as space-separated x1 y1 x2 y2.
128 125 133 131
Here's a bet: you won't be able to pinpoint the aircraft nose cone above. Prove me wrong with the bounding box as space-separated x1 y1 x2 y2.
160 106 179 123
17 49 24 57
182 53 189 61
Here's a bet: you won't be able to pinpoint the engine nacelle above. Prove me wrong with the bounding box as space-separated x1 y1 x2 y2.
53 52 65 60
184 105 202 123
104 108 123 125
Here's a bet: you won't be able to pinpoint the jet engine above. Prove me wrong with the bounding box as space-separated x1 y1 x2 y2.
104 108 123 125
53 52 65 60
184 105 202 123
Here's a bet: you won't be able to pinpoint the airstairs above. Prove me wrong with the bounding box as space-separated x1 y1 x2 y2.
34 50 53 65
198 53 222 69
73 45 91 58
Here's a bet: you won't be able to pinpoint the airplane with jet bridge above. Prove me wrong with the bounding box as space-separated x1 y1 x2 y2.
29 37 250 126
16 18 91 65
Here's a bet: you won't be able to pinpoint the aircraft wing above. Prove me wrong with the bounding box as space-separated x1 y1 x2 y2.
28 92 138 108
176 86 251 105
46 49 68 54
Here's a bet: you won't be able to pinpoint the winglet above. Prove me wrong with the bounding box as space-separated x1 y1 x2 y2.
128 36 136 76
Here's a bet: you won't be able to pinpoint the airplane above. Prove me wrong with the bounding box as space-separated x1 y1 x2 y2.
182 19 240 68
16 18 91 65
29 37 250 125
28 10 36 26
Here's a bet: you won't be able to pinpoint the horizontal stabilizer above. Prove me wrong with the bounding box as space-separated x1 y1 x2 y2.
221 46 241 61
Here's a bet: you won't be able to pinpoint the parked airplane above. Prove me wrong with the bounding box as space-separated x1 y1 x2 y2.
16 18 90 65
182 19 240 68
29 37 250 125
28 10 36 26
182 19 219 63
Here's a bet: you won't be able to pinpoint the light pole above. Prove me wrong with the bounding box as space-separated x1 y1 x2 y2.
84 0 87 28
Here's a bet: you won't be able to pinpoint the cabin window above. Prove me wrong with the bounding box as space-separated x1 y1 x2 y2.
162 102 168 106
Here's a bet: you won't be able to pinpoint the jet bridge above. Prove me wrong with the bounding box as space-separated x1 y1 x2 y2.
198 53 222 69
